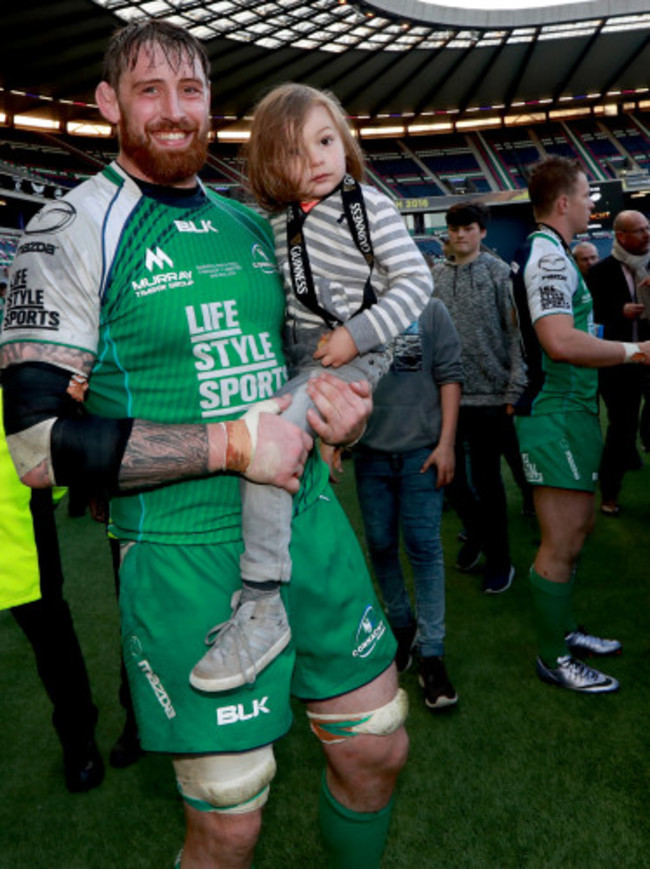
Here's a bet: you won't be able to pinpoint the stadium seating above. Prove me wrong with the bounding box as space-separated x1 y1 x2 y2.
0 112 647 211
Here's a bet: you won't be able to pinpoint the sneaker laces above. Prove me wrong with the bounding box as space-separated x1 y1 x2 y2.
203 599 258 686
558 655 600 684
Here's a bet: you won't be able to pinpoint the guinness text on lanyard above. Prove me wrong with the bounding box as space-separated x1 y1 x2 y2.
286 174 378 329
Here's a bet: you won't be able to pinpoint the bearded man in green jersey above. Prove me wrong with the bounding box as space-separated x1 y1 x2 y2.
0 19 407 868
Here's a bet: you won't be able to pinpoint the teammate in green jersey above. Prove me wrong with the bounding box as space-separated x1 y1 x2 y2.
512 155 650 694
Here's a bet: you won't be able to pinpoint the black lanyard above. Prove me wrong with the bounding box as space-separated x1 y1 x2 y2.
286 175 377 328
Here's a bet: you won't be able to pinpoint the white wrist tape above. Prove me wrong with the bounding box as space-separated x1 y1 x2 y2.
6 418 57 482
622 342 643 363
219 399 282 474
240 399 282 465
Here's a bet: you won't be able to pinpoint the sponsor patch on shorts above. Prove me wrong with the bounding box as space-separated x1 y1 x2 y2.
352 605 388 659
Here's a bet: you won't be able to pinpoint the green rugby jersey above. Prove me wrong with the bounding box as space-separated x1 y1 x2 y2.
2 162 325 543
512 225 598 416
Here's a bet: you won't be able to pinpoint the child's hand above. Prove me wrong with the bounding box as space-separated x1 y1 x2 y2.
313 326 358 368
319 442 345 483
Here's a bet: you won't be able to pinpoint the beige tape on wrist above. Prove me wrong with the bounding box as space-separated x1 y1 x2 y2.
223 419 252 473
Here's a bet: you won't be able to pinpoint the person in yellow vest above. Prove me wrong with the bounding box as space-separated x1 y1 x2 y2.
1 385 104 792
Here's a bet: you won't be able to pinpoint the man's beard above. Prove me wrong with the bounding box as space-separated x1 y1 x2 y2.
119 117 209 186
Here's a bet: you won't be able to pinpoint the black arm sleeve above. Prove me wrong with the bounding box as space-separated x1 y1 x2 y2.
2 361 133 493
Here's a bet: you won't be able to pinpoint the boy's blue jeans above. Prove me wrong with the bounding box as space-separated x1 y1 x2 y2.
353 446 446 658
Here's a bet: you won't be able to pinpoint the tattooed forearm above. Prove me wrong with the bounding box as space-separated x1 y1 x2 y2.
118 420 212 490
2 344 219 493
0 341 95 376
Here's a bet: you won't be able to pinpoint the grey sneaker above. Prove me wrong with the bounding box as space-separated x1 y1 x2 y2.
536 655 619 693
190 590 291 692
565 626 622 658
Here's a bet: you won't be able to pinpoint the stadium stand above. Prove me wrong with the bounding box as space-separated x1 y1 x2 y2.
480 128 543 189
605 114 650 176
0 127 115 187
407 134 493 194
0 230 19 270
569 118 629 179
0 112 647 212
361 139 437 197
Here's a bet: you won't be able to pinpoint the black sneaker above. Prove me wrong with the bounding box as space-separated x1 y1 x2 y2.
455 540 482 572
393 621 417 673
482 564 515 594
109 721 143 769
418 656 458 710
565 626 622 658
63 738 105 793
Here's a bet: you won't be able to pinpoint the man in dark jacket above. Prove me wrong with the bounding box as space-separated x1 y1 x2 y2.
586 210 650 515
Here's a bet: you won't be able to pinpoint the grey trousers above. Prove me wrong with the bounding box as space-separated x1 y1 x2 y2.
239 347 389 583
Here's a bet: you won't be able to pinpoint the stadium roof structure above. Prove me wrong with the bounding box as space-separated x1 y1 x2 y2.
1 0 649 136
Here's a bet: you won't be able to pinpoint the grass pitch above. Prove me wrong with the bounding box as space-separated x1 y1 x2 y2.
1 449 648 868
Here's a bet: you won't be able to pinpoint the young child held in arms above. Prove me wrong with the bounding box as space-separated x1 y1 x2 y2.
190 83 431 692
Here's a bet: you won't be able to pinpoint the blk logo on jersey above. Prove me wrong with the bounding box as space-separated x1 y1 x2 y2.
174 219 218 234
216 697 271 726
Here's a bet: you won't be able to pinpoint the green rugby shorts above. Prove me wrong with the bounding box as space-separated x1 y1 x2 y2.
515 411 602 493
119 486 396 754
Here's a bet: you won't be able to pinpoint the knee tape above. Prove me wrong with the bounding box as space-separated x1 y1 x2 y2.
173 746 276 814
307 687 409 744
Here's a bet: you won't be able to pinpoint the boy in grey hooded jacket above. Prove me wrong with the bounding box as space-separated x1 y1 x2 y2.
433 202 527 593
